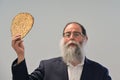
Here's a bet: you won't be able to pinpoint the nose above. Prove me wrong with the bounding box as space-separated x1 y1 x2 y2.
69 33 75 39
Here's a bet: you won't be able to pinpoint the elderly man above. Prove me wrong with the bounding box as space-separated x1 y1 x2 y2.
11 22 112 80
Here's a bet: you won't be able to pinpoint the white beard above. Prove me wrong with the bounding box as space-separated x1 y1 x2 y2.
60 39 85 64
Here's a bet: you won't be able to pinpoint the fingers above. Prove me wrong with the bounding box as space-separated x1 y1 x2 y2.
19 41 24 49
12 34 21 41
12 35 23 48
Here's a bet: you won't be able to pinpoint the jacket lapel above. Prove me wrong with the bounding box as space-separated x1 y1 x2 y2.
80 58 93 80
56 57 69 80
62 63 69 80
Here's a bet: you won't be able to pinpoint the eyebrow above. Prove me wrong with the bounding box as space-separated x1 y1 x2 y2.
64 31 81 33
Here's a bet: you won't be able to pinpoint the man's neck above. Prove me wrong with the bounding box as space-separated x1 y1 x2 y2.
70 60 81 66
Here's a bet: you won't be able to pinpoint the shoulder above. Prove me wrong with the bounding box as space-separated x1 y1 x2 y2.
40 57 63 65
85 58 112 79
85 58 109 72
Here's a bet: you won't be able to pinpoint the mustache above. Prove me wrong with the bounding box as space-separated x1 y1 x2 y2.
65 40 79 47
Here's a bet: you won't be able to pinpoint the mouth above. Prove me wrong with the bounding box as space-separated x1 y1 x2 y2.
68 43 77 47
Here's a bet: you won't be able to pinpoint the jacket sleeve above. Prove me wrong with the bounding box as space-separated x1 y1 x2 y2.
11 59 44 80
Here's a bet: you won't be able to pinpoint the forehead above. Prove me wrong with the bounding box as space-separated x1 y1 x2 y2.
64 23 82 32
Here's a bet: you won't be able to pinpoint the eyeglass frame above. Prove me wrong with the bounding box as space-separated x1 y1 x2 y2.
63 31 84 38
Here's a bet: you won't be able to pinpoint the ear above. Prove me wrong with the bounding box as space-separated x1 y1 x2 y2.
85 36 88 41
83 36 88 45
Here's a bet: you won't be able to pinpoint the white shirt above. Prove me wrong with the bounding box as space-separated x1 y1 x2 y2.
67 57 85 80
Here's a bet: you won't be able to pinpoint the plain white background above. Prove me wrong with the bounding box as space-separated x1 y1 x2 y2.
0 0 120 80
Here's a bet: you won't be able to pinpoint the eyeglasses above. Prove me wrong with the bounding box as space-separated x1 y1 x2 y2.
63 31 84 38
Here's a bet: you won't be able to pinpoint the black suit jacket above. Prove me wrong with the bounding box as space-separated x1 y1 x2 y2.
12 57 111 80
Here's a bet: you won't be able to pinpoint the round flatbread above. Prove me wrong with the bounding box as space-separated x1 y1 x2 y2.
11 12 34 38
